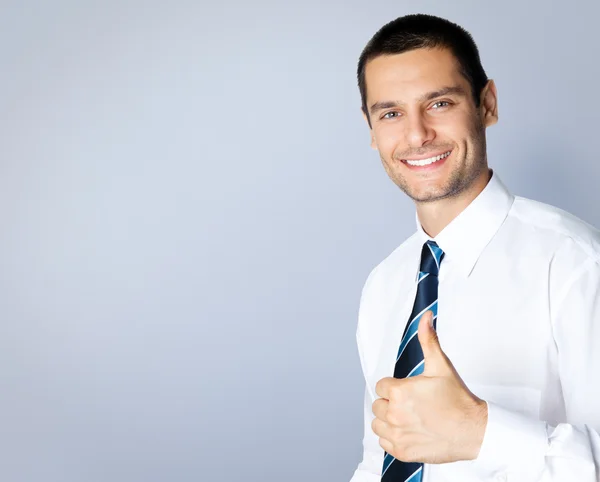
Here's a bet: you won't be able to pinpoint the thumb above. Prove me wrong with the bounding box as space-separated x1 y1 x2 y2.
417 310 451 375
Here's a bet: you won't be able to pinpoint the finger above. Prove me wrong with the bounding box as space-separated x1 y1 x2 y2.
372 397 389 420
378 436 394 454
371 415 392 438
375 377 394 399
417 310 450 375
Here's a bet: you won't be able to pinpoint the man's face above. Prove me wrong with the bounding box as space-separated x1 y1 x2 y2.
363 48 496 203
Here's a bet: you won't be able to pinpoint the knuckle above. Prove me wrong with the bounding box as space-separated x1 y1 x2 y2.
395 442 416 463
378 437 392 453
389 383 403 400
375 377 389 397
386 408 401 426
407 448 421 463
393 441 408 461
371 417 381 434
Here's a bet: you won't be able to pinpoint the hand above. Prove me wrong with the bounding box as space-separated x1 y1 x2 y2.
371 311 488 464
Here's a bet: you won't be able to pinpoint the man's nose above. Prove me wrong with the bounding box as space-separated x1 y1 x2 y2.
405 113 435 148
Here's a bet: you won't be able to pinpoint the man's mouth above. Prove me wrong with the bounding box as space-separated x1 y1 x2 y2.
403 150 452 167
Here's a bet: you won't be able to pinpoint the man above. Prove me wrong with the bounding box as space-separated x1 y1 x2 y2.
350 14 600 482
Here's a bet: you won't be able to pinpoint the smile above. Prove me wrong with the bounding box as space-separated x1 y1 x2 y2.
404 151 452 167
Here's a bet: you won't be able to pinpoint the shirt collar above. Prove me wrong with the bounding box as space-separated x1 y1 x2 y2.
416 171 515 277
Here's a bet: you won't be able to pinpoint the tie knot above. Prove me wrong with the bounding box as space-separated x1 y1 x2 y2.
420 241 444 276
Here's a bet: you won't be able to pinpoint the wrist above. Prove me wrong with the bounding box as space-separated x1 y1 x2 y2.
467 398 488 459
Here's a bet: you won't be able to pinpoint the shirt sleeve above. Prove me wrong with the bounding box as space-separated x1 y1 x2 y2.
471 402 600 480
471 254 600 481
350 267 385 482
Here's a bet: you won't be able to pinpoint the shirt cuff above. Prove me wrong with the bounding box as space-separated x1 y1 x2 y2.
471 401 549 479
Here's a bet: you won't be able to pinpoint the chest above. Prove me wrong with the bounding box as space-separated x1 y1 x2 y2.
368 253 552 409
437 254 550 388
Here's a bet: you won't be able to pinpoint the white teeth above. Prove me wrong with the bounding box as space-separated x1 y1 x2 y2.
405 151 451 166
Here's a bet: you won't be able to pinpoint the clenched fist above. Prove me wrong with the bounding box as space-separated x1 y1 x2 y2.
371 310 488 464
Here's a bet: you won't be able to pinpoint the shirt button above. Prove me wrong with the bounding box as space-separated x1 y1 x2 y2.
495 474 507 482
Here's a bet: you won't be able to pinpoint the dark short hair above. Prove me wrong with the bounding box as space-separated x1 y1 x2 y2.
357 14 489 126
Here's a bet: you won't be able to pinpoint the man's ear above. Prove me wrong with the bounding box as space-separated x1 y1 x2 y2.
480 79 498 127
362 109 377 150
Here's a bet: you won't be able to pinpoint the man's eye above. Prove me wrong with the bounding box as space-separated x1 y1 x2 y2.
382 111 400 119
432 101 450 109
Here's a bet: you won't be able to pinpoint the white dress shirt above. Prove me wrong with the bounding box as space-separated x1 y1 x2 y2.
350 172 600 482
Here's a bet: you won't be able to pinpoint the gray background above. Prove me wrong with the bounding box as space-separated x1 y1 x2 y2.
0 1 598 481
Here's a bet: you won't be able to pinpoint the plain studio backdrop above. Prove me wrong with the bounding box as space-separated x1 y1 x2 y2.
0 1 598 481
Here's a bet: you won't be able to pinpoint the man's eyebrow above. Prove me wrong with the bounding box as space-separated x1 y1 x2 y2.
418 86 468 102
369 86 468 115
369 101 401 115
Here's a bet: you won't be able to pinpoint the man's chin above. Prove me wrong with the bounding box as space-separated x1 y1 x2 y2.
400 185 452 204
410 192 449 204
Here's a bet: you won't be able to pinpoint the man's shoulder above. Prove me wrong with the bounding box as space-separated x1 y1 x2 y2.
510 195 600 261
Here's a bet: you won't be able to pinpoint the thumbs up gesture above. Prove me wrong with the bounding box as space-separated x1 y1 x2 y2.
372 311 488 464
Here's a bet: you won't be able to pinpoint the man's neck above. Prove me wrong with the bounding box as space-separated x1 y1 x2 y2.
416 169 492 238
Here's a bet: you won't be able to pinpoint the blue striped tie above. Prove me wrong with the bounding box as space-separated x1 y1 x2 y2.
381 240 445 482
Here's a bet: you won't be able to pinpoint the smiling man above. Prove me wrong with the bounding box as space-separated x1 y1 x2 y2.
351 14 600 482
